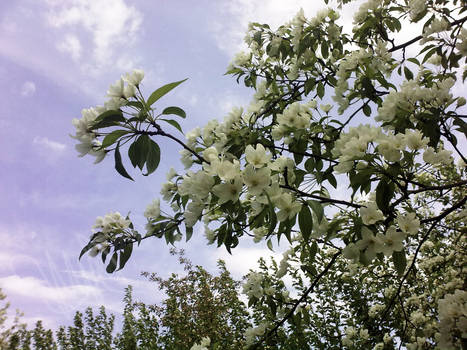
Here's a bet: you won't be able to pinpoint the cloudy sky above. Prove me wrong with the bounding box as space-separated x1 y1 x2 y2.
0 0 348 330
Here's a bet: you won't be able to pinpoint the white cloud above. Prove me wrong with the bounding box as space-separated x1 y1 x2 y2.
0 275 101 303
20 81 36 97
33 136 66 154
213 246 283 279
57 34 82 61
0 252 38 271
212 90 249 115
46 0 142 66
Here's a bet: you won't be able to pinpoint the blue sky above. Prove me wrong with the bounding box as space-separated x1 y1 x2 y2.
0 0 339 330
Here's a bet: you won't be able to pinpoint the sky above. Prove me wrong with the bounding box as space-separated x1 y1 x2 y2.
0 0 349 330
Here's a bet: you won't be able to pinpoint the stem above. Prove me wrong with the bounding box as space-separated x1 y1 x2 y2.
388 15 467 53
136 125 207 164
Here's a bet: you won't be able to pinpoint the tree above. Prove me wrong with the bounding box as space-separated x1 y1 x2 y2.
73 0 467 348
56 307 115 350
136 249 250 349
0 252 250 349
0 288 32 350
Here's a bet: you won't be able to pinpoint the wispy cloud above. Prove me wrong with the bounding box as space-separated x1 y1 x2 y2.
213 246 283 279
57 34 82 61
0 275 101 302
20 81 36 97
0 251 38 271
33 136 66 154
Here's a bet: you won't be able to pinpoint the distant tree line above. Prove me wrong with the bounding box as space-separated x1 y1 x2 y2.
0 250 251 350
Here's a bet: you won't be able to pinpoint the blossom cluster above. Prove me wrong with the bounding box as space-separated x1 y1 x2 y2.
376 78 455 123
88 211 131 257
162 138 303 231
71 69 145 163
332 124 452 173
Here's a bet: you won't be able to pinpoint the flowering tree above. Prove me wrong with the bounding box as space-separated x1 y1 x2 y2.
73 0 467 348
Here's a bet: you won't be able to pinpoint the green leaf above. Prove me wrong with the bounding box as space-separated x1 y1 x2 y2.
186 225 193 242
309 241 318 261
422 47 438 64
267 239 273 251
160 118 183 134
266 194 277 237
79 243 93 260
144 140 160 176
304 79 315 96
128 135 149 170
363 104 371 116
321 41 329 59
147 78 188 107
126 101 145 109
403 66 414 80
114 141 134 181
290 138 307 165
301 264 317 277
419 118 440 148
317 82 325 99
326 171 337 189
453 117 467 139
304 158 315 172
375 179 393 213
308 200 324 223
392 250 407 277
89 110 125 130
407 57 420 66
106 252 118 273
162 106 186 118
298 205 313 242
118 243 133 271
101 130 131 148
101 245 110 264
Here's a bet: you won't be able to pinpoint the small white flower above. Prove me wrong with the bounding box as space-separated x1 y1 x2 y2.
123 84 136 99
378 225 405 256
245 144 271 168
123 69 145 86
243 165 271 195
320 104 333 113
403 130 429 150
356 227 383 261
203 146 219 163
360 202 384 225
144 199 160 219
397 212 420 235
276 193 302 222
107 78 124 98
212 176 243 204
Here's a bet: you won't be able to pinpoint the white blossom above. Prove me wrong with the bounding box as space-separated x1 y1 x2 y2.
360 202 384 225
245 144 271 168
123 69 145 86
144 199 160 219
